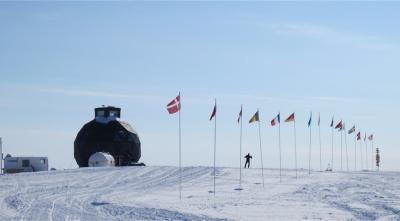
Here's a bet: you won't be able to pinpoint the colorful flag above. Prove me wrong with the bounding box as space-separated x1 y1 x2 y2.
237 105 242 123
249 111 259 123
209 102 216 121
308 112 312 127
285 113 295 122
271 113 280 126
348 126 355 134
368 134 374 141
330 116 334 127
166 95 181 114
335 121 343 130
357 132 361 140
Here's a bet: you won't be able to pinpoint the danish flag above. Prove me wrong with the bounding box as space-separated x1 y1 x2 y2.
166 95 181 114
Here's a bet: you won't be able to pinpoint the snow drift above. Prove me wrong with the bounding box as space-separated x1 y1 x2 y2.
0 167 399 220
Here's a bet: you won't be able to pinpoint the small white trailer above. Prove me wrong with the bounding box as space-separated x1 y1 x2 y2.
4 155 48 174
88 152 115 167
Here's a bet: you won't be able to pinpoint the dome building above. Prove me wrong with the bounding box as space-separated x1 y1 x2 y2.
88 152 115 167
74 106 141 167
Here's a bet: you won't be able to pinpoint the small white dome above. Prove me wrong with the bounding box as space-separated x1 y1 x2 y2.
88 152 115 167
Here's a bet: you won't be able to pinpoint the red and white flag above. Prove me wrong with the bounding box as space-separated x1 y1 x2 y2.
166 95 181 114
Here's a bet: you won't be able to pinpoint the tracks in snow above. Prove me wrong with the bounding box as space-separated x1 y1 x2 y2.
0 166 224 221
0 167 399 220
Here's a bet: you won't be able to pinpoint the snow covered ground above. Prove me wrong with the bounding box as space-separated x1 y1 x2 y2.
0 166 399 221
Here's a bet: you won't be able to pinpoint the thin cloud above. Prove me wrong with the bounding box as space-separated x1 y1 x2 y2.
39 88 132 98
0 82 167 102
270 22 396 51
0 82 357 106
199 94 355 104
38 88 169 102
300 96 354 102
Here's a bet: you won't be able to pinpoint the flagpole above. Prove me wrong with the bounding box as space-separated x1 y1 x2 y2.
365 137 368 171
345 128 349 172
294 119 298 179
371 139 374 171
340 123 343 171
308 114 312 175
213 99 217 196
257 112 265 188
178 92 182 200
239 106 243 188
278 112 282 183
354 133 357 171
319 114 322 172
360 138 363 171
331 123 334 171
0 137 2 175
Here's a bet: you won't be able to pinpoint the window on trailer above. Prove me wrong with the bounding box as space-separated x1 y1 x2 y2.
22 160 30 167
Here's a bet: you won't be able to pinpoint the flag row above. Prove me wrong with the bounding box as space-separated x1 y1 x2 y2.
166 94 374 141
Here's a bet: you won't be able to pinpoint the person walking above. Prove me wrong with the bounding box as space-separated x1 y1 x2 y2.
244 153 252 168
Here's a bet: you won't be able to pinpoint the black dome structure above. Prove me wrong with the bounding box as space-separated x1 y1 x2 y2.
74 106 141 167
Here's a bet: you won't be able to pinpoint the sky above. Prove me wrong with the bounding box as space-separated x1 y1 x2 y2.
0 1 399 171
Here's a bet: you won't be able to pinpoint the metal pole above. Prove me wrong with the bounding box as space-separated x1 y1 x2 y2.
239 106 243 188
371 140 374 171
360 139 363 170
0 137 2 175
340 126 343 171
309 119 311 175
294 120 298 178
354 134 357 171
365 138 368 171
213 99 217 196
345 130 349 172
178 92 182 200
319 117 322 172
257 116 265 188
331 126 334 171
279 113 282 182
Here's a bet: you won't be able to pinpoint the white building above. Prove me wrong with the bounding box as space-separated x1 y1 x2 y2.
4 155 48 173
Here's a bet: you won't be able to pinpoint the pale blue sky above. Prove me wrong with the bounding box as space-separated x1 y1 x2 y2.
1 1 399 170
